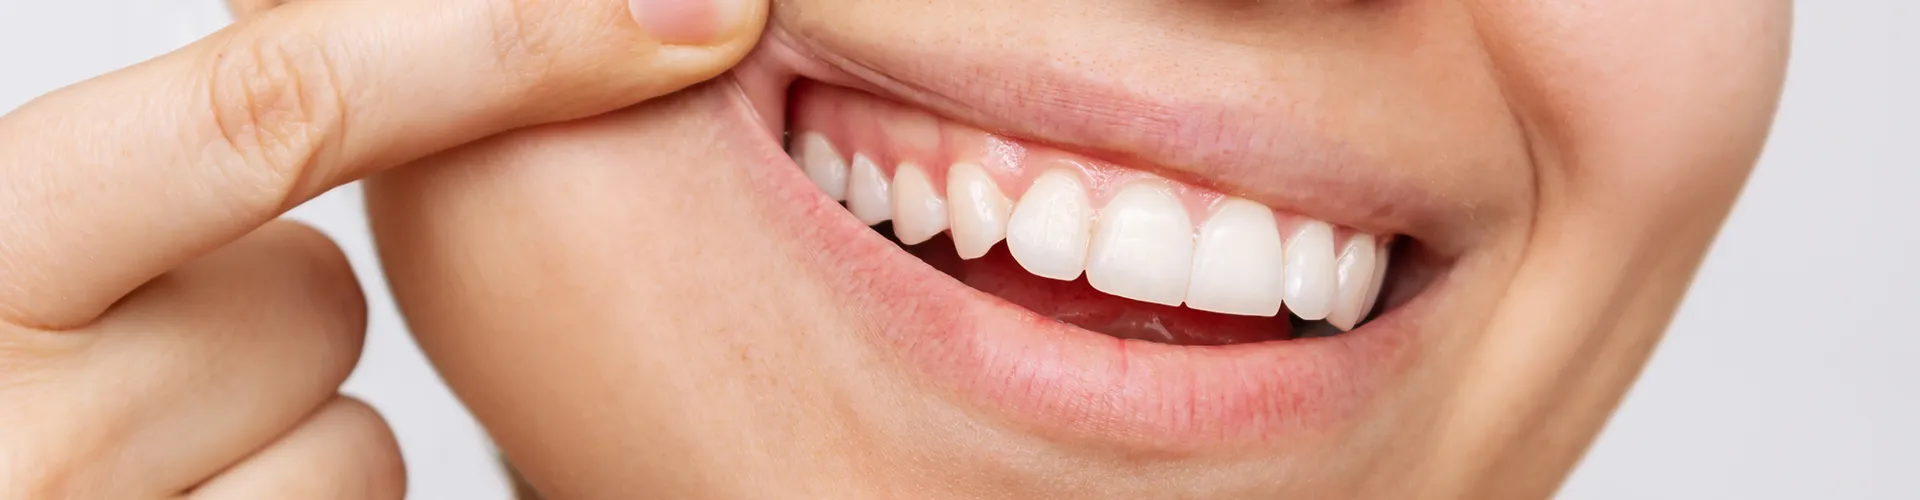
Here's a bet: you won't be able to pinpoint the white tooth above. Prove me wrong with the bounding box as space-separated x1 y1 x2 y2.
1087 181 1194 306
1359 237 1391 323
1327 234 1379 331
891 163 948 245
946 162 1011 259
1184 198 1286 316
1005 170 1093 281
1283 221 1337 320
794 132 849 201
847 154 892 225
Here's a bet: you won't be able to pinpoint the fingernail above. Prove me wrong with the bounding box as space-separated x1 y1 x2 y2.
629 0 749 46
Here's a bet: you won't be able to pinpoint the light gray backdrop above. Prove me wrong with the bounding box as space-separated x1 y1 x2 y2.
2 1 1913 498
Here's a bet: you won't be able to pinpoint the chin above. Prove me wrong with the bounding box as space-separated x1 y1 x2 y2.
365 2 1789 498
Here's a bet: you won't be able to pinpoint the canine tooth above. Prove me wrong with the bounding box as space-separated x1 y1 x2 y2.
947 162 1011 259
1184 198 1286 316
1327 234 1379 331
794 132 849 201
1006 170 1092 281
891 163 948 245
847 154 892 225
1086 181 1194 306
1283 221 1337 320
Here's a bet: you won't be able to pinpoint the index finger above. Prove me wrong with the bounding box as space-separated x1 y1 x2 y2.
0 0 764 329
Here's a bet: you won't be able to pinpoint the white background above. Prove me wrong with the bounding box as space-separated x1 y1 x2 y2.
2 2 1914 498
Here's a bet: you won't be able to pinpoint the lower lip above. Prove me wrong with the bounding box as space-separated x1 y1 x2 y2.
713 72 1425 451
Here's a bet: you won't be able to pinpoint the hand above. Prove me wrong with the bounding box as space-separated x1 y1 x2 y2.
0 0 764 497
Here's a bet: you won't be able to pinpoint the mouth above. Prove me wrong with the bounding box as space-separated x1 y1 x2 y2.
717 26 1460 450
791 80 1398 342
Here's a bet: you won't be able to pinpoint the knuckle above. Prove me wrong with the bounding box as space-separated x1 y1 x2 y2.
0 433 88 500
483 0 564 91
202 27 349 212
0 329 82 381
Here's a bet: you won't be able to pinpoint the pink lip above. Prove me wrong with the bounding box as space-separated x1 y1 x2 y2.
712 32 1440 451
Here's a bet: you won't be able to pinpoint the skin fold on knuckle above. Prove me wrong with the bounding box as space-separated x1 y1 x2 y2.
199 22 349 217
482 0 572 105
1 437 108 500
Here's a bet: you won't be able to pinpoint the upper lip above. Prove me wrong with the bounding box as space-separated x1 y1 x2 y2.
740 25 1468 251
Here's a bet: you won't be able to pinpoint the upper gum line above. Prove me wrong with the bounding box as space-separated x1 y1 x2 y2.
790 83 1382 242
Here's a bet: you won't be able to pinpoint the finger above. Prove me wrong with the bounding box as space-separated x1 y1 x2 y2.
0 221 366 496
0 0 767 329
225 0 287 19
186 397 405 500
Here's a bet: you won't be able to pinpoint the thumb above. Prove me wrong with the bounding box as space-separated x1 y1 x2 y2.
0 0 763 328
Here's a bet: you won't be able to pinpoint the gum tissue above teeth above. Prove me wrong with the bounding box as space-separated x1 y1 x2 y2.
788 90 1389 328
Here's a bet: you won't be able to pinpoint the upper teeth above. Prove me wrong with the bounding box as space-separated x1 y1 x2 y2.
846 153 893 225
1186 198 1287 317
791 131 1390 330
946 161 1012 260
891 162 949 245
1005 170 1094 282
1085 181 1195 307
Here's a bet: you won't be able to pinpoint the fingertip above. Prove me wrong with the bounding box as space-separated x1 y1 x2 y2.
629 0 762 47
606 0 765 110
322 396 407 495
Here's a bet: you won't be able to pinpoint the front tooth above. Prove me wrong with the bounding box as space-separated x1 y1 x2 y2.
1185 198 1286 316
1326 234 1379 331
1086 181 1194 306
794 132 849 201
847 153 892 225
1283 221 1337 320
1006 170 1093 281
946 162 1011 259
891 163 948 245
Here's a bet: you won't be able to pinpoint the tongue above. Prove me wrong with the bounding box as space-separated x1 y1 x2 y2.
907 235 1293 345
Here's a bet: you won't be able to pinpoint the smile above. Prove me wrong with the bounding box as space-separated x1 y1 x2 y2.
717 27 1464 451
791 80 1394 337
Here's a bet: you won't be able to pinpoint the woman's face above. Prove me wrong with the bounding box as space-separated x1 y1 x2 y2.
366 1 1789 498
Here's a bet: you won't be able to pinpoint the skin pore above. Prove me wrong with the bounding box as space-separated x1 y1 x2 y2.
362 1 1790 498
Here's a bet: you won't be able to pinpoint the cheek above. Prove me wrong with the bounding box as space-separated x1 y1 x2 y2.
1470 0 1789 230
366 83 871 494
1422 3 1788 495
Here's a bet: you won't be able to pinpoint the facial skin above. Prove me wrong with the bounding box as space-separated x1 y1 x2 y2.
365 1 1790 498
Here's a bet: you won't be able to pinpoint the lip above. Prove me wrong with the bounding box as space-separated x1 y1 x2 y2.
713 29 1448 451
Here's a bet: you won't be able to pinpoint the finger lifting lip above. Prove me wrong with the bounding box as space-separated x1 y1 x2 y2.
709 29 1446 450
